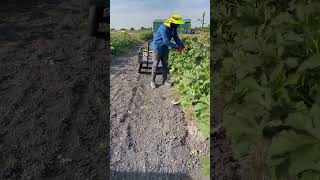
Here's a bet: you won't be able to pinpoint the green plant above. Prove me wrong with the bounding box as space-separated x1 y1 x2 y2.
169 33 210 178
111 31 140 55
169 34 210 139
139 30 153 41
202 157 210 176
213 0 320 179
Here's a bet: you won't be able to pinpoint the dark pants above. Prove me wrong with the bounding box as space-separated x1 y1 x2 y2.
151 50 169 82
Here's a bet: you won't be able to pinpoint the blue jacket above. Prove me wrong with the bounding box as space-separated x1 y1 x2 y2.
152 24 184 53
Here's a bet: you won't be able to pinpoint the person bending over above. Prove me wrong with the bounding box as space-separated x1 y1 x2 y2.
151 15 189 89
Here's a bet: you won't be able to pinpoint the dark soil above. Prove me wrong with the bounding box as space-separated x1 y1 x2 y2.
0 0 238 179
0 0 109 179
211 97 241 180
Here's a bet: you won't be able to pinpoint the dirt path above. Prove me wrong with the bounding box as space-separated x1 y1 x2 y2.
110 45 209 179
0 0 109 179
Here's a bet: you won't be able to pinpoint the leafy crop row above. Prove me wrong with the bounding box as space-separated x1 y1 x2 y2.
111 30 154 55
169 34 210 139
139 30 153 41
212 0 320 179
169 33 210 176
111 32 140 55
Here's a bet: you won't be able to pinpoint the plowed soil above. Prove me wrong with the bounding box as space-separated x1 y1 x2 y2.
0 0 211 179
0 0 109 179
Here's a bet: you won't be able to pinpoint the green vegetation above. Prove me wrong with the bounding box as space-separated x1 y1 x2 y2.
169 33 210 177
169 33 210 139
202 157 210 176
139 30 153 41
212 0 320 179
111 29 154 55
111 31 140 55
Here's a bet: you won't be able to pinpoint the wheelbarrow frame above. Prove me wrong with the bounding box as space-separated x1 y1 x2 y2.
137 41 154 73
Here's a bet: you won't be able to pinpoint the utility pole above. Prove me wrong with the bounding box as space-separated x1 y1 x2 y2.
201 11 205 31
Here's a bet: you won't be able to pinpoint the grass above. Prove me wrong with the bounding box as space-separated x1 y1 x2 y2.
111 30 153 55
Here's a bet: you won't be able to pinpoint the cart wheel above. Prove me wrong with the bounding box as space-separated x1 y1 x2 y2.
138 63 142 73
88 5 97 36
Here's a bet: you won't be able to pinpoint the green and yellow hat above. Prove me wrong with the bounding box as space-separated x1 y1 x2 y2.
164 15 185 27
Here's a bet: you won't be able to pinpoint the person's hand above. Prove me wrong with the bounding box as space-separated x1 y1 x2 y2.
185 47 191 52
178 47 184 53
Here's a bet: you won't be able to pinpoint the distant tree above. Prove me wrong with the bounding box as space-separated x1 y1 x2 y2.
111 28 115 31
130 27 135 31
141 27 145 30
120 28 126 31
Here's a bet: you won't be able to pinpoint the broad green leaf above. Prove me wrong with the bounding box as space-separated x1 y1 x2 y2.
243 91 264 105
284 57 299 69
269 156 288 167
295 101 308 112
300 171 320 180
245 54 264 68
270 12 297 26
263 88 273 110
201 158 210 176
260 73 268 86
304 3 320 17
274 159 290 178
270 130 316 157
310 104 320 127
285 109 320 140
278 46 285 57
270 62 284 82
232 140 253 158
285 73 300 86
283 31 304 43
237 77 264 92
262 44 277 58
297 55 320 72
289 144 320 175
242 38 259 53
195 103 208 111
308 104 320 140
285 112 309 130
295 3 305 22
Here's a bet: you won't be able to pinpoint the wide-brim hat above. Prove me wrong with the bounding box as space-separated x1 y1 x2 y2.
164 15 185 25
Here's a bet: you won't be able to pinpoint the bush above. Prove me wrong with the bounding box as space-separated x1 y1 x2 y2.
139 30 153 41
169 34 210 177
213 0 320 179
111 32 139 55
169 34 210 139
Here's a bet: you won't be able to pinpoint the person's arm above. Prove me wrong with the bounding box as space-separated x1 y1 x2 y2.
160 27 179 49
173 30 185 48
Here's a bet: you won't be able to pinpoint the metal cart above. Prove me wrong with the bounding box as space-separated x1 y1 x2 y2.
137 41 154 73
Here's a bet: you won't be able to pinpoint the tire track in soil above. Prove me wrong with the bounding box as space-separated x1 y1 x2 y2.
110 46 210 179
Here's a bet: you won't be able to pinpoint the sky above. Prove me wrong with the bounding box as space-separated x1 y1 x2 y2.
110 0 210 30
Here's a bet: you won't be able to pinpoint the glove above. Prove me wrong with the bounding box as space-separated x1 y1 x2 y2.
186 47 191 52
178 47 184 53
